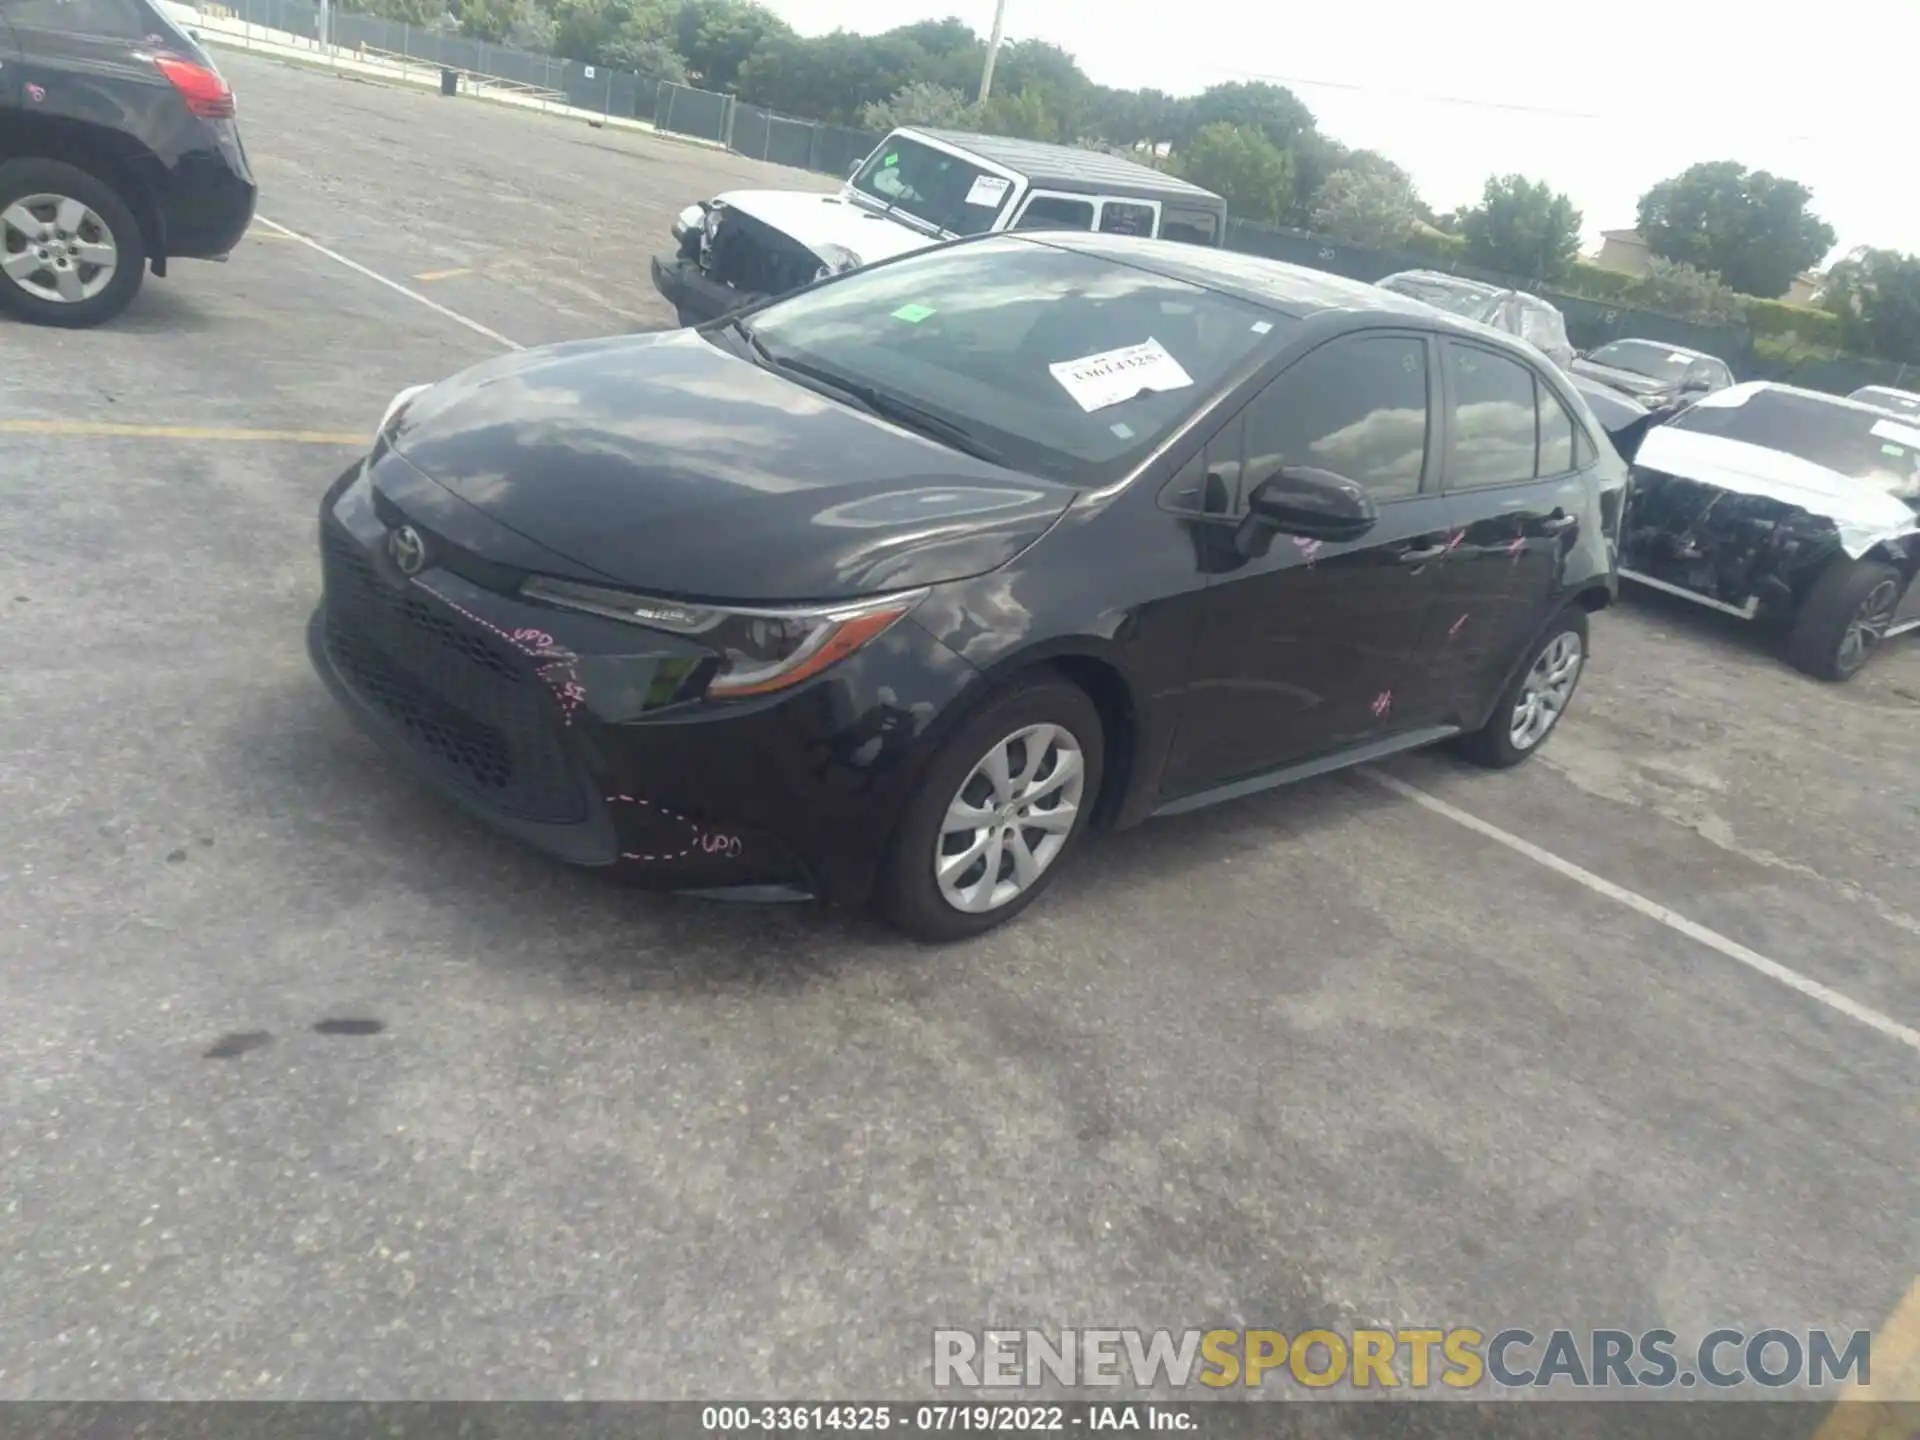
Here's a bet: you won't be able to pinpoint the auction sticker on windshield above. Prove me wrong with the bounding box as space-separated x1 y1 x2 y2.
1050 338 1194 413
965 175 1012 207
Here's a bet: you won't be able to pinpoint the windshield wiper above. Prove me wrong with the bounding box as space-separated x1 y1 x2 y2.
772 355 1004 465
722 313 776 368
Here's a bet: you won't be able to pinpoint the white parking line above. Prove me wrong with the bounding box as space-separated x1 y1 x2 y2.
254 214 1920 1056
1359 766 1920 1054
252 215 524 352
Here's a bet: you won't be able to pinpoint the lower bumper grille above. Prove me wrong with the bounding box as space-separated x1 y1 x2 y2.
320 533 586 824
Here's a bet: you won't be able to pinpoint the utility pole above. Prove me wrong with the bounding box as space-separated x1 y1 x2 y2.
977 0 1007 103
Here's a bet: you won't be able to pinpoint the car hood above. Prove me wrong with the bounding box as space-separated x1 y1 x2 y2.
1570 359 1674 397
1632 425 1920 559
714 188 941 267
387 330 1073 603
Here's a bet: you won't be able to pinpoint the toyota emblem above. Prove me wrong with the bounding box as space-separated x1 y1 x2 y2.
388 525 427 576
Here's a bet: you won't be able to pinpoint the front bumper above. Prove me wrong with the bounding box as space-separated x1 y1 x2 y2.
307 460 978 905
650 254 762 326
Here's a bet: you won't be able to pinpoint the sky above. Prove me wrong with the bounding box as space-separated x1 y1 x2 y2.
754 0 1915 266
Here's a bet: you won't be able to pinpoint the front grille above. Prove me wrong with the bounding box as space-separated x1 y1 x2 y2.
705 210 822 298
320 532 586 823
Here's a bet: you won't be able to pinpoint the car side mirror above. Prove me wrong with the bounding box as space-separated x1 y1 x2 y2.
1245 466 1379 543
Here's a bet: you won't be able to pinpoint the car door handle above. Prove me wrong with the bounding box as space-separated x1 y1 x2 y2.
1539 512 1577 533
1397 544 1447 564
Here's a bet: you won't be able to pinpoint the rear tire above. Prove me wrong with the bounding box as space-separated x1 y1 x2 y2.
875 674 1104 943
1456 608 1588 769
0 158 147 329
1784 558 1904 682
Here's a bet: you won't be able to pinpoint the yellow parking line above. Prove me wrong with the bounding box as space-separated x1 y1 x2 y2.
1813 1275 1920 1435
413 267 473 282
0 420 364 445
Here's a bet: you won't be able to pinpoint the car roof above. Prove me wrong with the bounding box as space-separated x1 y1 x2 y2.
1851 384 1920 401
1599 338 1716 364
1019 233 1557 350
1381 269 1504 297
1709 380 1908 419
904 129 1224 204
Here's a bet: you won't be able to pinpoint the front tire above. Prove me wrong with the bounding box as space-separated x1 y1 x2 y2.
1784 558 1903 682
875 674 1104 942
1457 608 1588 769
0 158 148 328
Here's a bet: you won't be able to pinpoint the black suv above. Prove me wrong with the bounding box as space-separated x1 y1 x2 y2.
0 0 256 327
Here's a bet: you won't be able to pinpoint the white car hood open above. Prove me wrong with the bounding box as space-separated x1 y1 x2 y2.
1634 424 1920 559
712 189 941 268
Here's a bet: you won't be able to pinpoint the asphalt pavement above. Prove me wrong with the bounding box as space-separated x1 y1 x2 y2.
0 50 1914 1406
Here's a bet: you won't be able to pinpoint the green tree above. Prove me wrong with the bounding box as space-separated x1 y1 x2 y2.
673 0 788 91
1822 248 1920 362
734 30 929 124
1460 173 1583 280
972 86 1061 142
1182 80 1314 151
1632 257 1747 325
1308 167 1418 244
357 0 445 25
1178 122 1293 226
601 33 688 82
858 80 971 132
1635 161 1836 300
454 0 522 42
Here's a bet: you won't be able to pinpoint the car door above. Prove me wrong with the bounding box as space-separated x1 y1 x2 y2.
1424 338 1596 722
1158 329 1455 796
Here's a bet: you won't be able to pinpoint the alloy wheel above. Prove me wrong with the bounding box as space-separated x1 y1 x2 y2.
1509 630 1583 751
934 722 1086 914
1 193 118 305
1838 579 1900 674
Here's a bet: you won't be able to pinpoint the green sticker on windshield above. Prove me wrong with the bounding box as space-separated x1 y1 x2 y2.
883 152 898 166
1884 443 1907 456
892 303 935 323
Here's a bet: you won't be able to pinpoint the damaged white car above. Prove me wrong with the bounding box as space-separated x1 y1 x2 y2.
1620 381 1920 681
650 127 1228 328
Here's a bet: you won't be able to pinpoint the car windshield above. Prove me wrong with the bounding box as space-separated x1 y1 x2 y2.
1850 386 1920 417
1378 273 1501 318
1669 388 1920 498
1587 340 1697 378
737 236 1287 484
849 136 1013 238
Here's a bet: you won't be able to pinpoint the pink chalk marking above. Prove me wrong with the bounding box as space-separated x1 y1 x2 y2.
606 794 740 863
1448 613 1469 637
1507 535 1527 556
25 83 45 103
1371 690 1393 717
415 581 586 725
1443 528 1465 553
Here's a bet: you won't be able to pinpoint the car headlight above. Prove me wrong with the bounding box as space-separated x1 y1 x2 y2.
812 243 862 281
671 202 707 242
518 577 927 698
376 383 432 440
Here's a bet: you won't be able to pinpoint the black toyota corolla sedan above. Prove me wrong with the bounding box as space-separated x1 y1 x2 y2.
309 232 1622 940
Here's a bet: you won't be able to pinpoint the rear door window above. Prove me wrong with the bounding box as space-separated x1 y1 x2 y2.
1098 200 1156 236
1444 341 1539 488
1159 208 1219 246
1014 194 1095 231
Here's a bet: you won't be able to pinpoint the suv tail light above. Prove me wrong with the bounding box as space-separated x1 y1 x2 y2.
153 55 235 119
